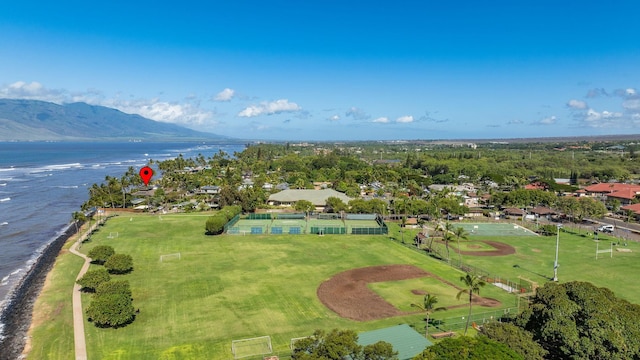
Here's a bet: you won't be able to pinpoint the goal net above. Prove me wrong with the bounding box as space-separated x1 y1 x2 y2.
160 253 181 262
231 336 272 359
107 232 119 239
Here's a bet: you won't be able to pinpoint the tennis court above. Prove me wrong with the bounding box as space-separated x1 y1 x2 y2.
228 213 388 235
455 223 538 237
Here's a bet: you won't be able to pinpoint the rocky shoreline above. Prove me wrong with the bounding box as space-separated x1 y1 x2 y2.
0 222 79 360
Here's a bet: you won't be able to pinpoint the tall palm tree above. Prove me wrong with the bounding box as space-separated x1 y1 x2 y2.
411 294 447 337
454 227 469 266
456 274 486 335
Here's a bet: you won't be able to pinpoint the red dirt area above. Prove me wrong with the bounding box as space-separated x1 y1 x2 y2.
457 241 516 256
317 264 500 321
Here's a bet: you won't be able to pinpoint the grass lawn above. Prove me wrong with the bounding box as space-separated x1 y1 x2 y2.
368 277 467 311
26 232 85 360
28 216 640 359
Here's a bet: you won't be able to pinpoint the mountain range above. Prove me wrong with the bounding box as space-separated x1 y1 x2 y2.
0 99 228 141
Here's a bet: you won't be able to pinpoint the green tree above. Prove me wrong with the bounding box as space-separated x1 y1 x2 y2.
325 196 348 213
413 336 522 360
295 199 315 214
76 268 111 292
515 281 640 359
362 341 398 360
104 253 134 274
86 292 135 328
292 329 397 360
456 274 486 335
411 294 447 337
205 215 228 235
292 329 361 360
87 245 115 265
95 279 132 298
453 226 469 265
480 322 547 360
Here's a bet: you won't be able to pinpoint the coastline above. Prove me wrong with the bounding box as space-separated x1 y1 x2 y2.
0 221 81 360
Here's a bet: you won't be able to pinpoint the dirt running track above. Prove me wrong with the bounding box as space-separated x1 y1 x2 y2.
317 265 500 321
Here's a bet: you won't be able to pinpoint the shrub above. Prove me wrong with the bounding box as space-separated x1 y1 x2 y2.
205 215 227 235
87 245 115 264
96 280 132 298
76 268 111 292
104 253 134 274
86 292 135 328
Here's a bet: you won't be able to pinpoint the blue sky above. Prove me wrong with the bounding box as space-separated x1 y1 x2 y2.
1 1 639 141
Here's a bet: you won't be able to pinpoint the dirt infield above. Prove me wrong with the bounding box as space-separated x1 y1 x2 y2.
458 241 516 256
317 264 500 321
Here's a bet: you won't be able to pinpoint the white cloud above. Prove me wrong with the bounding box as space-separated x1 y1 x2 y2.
396 115 414 123
584 109 623 123
0 81 67 103
623 99 640 111
238 99 301 117
626 88 636 96
537 116 556 125
107 98 213 126
507 119 524 125
329 115 340 121
372 117 389 123
345 107 370 120
214 88 235 101
567 99 587 109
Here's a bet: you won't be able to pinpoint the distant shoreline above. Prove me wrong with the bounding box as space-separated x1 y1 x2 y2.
0 222 79 360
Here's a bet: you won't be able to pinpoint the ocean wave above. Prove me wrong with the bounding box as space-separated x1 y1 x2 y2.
0 222 8 226
52 185 79 189
0 197 10 202
0 167 16 172
0 183 6 186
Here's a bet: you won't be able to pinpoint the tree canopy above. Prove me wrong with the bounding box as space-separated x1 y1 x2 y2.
515 281 640 359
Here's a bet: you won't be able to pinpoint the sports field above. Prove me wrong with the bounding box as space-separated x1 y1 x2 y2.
26 214 640 359
454 222 538 236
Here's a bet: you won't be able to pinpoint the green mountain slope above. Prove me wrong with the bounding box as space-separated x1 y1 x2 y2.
0 99 228 141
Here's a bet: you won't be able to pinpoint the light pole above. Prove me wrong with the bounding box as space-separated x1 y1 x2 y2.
553 224 560 281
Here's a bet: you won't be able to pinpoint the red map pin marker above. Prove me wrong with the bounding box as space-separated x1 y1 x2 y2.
139 166 153 186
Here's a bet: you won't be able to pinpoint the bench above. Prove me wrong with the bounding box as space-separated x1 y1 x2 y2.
431 331 455 339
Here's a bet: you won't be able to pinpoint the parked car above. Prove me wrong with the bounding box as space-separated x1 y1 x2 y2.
597 224 614 233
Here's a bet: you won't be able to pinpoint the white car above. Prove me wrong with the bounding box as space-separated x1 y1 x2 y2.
597 224 614 233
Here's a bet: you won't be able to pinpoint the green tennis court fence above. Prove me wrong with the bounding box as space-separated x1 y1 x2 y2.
246 213 272 220
223 214 241 232
310 226 346 234
351 227 388 235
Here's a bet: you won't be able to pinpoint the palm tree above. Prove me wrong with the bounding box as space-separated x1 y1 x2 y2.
456 274 486 335
411 294 447 337
454 227 469 266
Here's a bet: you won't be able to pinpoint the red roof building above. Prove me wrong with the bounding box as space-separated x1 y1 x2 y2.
584 183 640 195
621 203 640 216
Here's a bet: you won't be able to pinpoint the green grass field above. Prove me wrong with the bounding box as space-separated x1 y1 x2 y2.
27 215 640 359
368 278 467 311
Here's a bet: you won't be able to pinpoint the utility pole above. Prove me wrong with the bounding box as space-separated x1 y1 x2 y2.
553 224 560 281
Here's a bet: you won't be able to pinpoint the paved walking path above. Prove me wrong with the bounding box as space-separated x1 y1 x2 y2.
69 240 89 360
69 219 104 360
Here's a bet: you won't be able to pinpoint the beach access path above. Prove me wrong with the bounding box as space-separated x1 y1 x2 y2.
69 219 105 360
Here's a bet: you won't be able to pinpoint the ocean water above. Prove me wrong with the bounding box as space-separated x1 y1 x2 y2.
0 141 243 338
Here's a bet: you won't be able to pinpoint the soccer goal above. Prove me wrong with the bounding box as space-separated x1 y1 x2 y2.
160 253 181 262
231 335 272 359
107 232 119 239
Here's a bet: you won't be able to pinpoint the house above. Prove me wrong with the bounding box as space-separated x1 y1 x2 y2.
196 185 221 195
584 183 640 199
267 189 352 210
503 208 526 217
621 203 640 219
606 188 640 206
530 206 555 217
